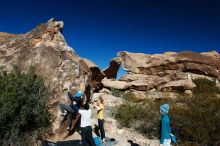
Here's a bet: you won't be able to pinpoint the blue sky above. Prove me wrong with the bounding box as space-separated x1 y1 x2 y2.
0 0 220 78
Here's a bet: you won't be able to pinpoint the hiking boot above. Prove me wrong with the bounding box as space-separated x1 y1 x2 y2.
102 138 106 143
67 126 71 131
60 111 67 116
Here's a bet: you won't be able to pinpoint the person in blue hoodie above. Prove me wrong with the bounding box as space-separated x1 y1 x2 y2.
59 89 83 131
160 104 171 146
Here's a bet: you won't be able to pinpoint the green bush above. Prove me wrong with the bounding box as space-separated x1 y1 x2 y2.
111 88 124 97
171 78 220 146
115 94 174 138
115 78 220 146
0 69 51 146
124 92 139 102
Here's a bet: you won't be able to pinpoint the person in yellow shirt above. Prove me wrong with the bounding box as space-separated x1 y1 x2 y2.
94 96 106 143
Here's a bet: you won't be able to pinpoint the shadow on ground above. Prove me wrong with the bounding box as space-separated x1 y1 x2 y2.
127 140 140 146
42 140 81 146
42 137 119 146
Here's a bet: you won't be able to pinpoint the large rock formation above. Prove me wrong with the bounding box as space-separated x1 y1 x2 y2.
0 18 102 140
118 51 220 80
100 51 220 98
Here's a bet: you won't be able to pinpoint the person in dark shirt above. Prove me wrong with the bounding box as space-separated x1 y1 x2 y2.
59 88 82 131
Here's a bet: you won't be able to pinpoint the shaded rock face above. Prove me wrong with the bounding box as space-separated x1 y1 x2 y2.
103 57 121 79
159 79 196 92
79 58 105 93
0 19 100 137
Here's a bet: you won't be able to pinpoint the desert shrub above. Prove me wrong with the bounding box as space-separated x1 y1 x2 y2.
115 91 172 138
0 69 51 146
192 78 220 96
123 92 139 102
111 88 124 97
115 78 220 146
171 78 220 146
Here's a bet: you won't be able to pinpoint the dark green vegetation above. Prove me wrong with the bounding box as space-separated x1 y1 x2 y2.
115 78 220 146
0 68 51 146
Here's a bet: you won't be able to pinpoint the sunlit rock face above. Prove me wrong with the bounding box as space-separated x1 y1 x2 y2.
0 19 104 139
118 51 220 79
112 51 220 97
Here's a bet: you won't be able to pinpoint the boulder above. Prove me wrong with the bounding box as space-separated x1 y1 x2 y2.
121 74 169 91
0 19 101 139
99 88 111 94
160 79 196 92
92 93 123 107
185 90 193 96
129 79 152 91
101 78 130 90
118 51 220 80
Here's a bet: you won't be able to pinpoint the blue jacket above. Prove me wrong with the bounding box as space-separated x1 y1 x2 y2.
70 104 80 112
160 114 171 144
68 92 81 112
68 92 80 101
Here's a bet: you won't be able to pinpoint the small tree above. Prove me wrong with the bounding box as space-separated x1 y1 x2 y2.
0 68 51 145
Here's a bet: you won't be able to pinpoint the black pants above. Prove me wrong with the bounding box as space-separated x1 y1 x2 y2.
67 112 76 128
98 119 105 140
85 85 91 103
60 103 75 113
81 126 96 146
